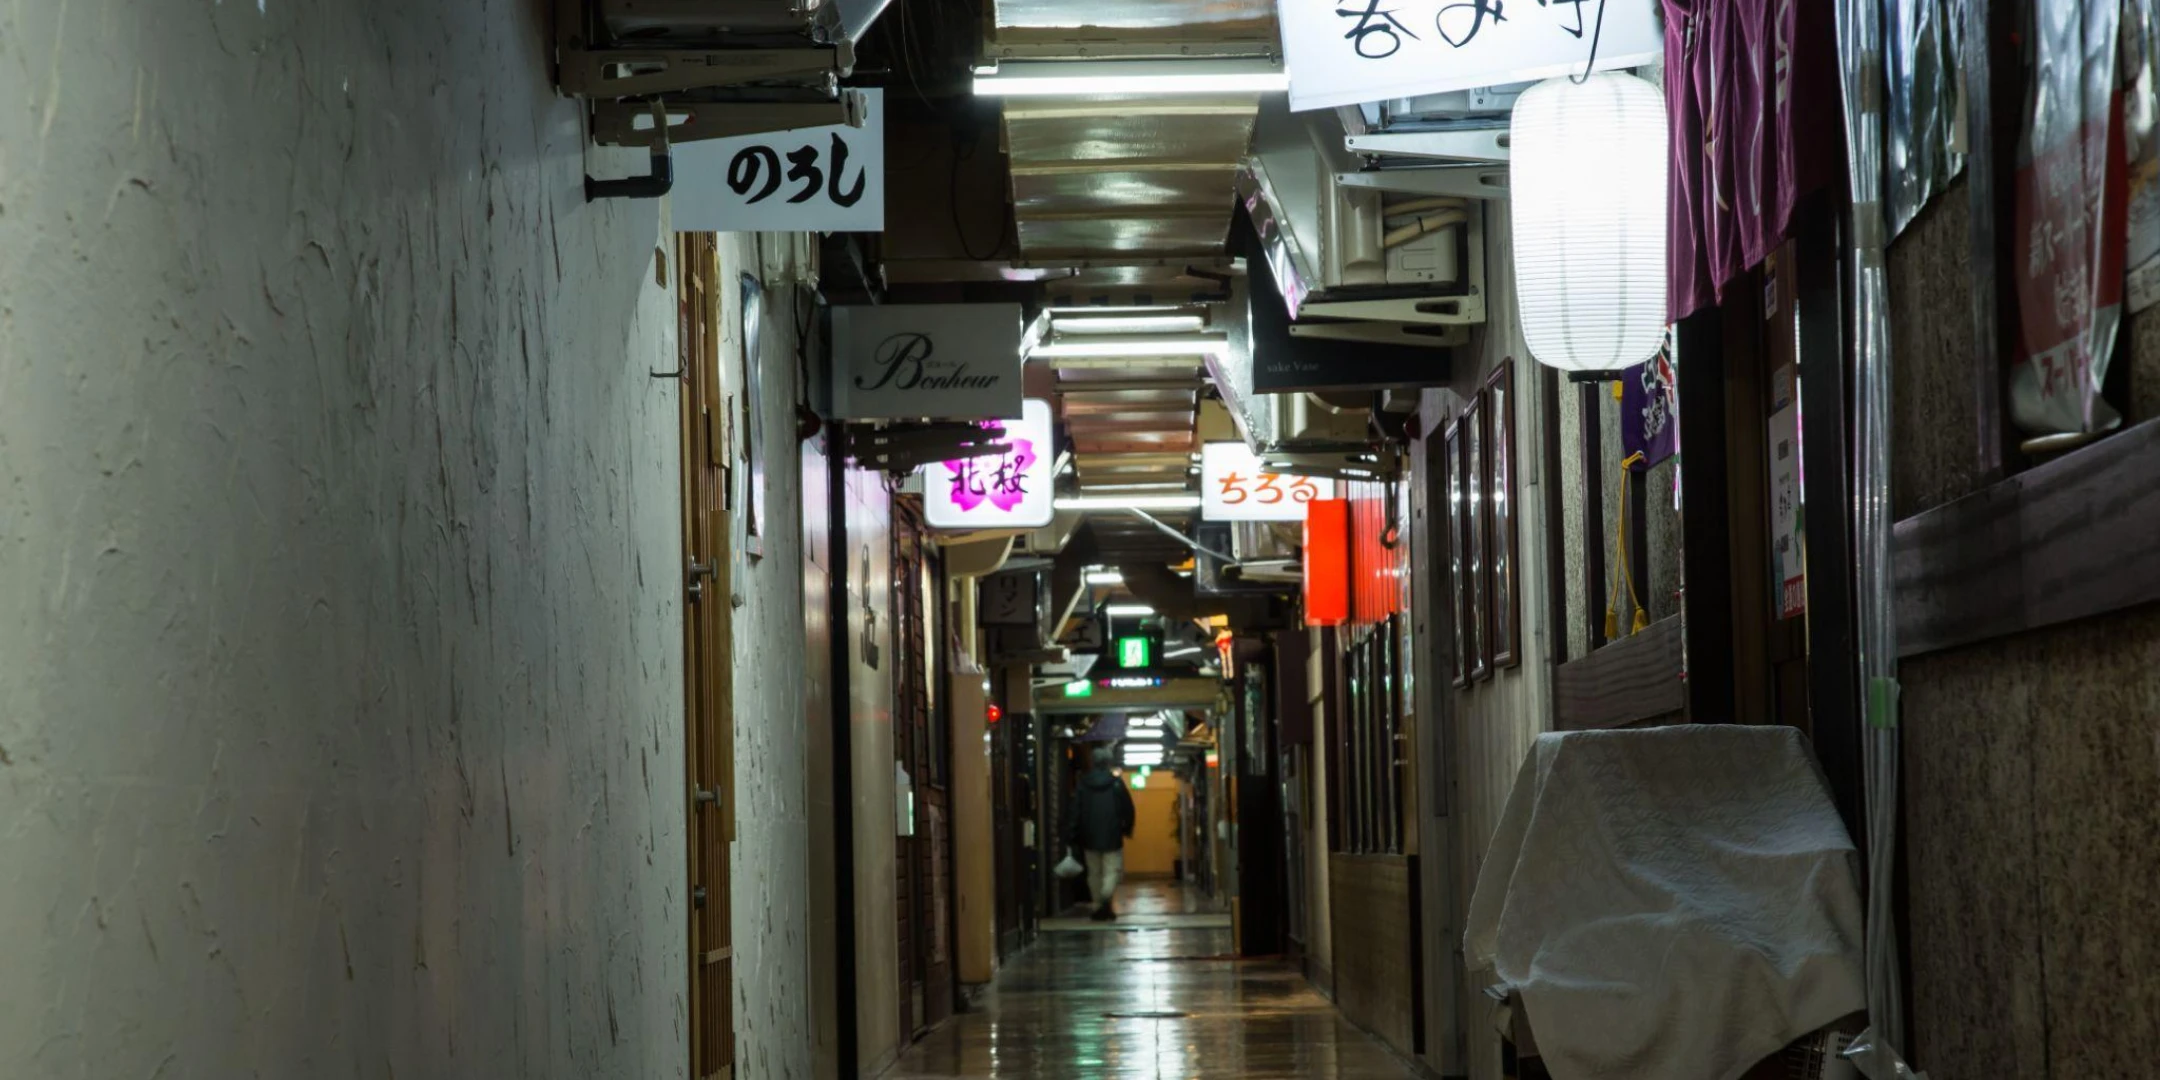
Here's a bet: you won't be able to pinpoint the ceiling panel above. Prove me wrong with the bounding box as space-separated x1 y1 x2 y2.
1012 168 1238 216
1017 216 1230 256
993 0 1275 31
1005 107 1259 166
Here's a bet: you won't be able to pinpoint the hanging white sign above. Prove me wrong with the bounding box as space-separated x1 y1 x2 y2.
673 89 885 232
921 399 1057 530
1200 442 1336 522
1274 0 1663 112
830 303 1024 420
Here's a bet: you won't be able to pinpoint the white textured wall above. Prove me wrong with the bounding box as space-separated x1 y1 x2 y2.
0 1 713 1076
1436 211 1558 1080
714 236 818 1080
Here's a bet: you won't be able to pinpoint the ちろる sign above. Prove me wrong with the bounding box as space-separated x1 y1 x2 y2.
1201 442 1335 522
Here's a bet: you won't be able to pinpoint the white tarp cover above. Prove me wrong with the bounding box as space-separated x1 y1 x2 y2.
1465 726 1867 1080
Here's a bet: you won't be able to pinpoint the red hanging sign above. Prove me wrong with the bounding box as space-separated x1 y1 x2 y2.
1303 498 1351 627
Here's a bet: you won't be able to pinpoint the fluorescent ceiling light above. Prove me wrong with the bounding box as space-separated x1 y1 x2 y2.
1053 314 1207 335
1055 494 1202 512
1030 335 1226 359
1103 603 1156 617
974 60 1288 98
1085 569 1125 586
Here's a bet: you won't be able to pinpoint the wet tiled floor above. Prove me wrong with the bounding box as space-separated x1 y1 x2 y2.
886 885 1423 1079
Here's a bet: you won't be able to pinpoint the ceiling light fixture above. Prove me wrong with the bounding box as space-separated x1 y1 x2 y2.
1052 314 1207 335
1054 494 1202 512
1028 335 1227 359
973 60 1289 98
1085 569 1125 586
1103 603 1157 617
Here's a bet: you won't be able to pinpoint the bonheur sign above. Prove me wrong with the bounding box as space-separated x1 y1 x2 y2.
673 88 885 232
1275 0 1662 112
830 303 1024 420
921 399 1056 530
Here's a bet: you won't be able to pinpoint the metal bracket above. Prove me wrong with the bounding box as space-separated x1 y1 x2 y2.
591 92 865 147
1337 166 1508 201
560 44 851 98
1344 128 1510 163
687 559 715 603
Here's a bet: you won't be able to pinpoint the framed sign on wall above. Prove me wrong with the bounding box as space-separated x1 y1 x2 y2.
1464 396 1490 682
1486 361 1520 668
1445 417 1469 687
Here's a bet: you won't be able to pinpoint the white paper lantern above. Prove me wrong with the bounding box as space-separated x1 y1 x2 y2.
1509 73 1669 373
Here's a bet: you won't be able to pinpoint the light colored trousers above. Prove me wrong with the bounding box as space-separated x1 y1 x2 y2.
1084 850 1124 906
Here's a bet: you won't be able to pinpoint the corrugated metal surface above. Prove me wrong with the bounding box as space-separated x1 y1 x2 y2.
1012 169 1236 215
1017 215 1230 257
993 0 1274 33
1005 104 1260 165
989 7 1267 561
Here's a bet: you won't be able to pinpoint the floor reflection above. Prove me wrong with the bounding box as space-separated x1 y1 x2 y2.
886 883 1422 1079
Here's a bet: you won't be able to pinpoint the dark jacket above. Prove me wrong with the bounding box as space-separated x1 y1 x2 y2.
1063 767 1137 853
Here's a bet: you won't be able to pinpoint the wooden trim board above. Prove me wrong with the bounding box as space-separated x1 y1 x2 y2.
1894 416 2160 657
1554 616 1687 730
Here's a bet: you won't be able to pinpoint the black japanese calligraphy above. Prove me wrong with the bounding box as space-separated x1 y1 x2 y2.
726 133 868 208
1335 0 1419 59
1436 0 1508 48
726 145 782 203
1537 0 1588 38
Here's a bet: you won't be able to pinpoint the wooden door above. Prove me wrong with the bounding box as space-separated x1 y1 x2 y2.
892 501 953 1036
678 233 735 1080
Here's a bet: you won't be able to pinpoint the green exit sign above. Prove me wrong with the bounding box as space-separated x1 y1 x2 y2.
1116 636 1152 669
1062 680 1093 698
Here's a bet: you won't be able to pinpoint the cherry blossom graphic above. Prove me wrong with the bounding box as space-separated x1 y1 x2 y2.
943 435 1036 513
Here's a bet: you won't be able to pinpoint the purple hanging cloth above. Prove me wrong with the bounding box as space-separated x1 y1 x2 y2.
1621 352 1681 472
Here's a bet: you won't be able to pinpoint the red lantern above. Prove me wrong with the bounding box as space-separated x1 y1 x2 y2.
1303 497 1350 627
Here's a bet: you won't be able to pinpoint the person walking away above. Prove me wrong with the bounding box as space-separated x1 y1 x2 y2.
1064 745 1136 921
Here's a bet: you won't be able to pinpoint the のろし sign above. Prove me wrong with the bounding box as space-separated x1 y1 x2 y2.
922 399 1056 530
672 89 885 233
1201 442 1335 522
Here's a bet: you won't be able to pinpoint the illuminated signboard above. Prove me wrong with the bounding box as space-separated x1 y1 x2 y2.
921 398 1055 530
1115 636 1152 669
1200 442 1335 522
1062 680 1094 698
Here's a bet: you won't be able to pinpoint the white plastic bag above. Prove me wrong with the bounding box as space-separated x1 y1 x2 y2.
1054 851 1085 879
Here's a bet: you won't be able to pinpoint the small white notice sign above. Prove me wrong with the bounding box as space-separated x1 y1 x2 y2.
673 89 885 232
1275 0 1663 112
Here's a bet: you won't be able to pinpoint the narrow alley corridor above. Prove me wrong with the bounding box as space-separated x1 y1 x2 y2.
889 886 1423 1080
6 0 2158 1077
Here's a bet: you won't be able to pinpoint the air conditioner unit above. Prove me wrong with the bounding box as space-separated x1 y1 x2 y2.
1278 393 1368 446
1243 99 1487 333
